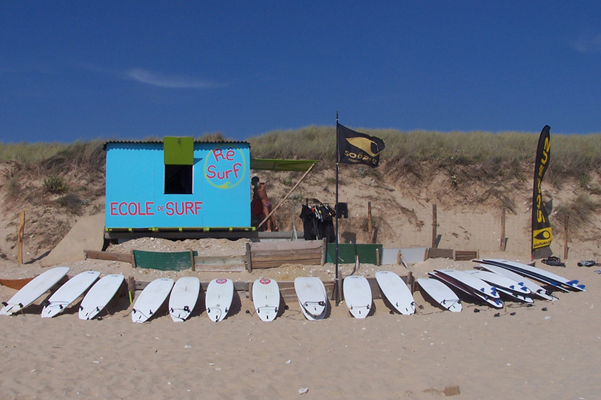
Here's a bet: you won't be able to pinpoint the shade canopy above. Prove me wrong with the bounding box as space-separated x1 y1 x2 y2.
250 158 318 172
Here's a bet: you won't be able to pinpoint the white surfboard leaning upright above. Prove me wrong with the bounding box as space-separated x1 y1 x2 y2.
79 274 125 320
375 271 415 315
343 275 373 318
41 271 100 318
294 277 327 320
205 278 234 322
1 266 70 316
416 278 462 312
169 277 201 322
252 278 280 322
132 278 174 323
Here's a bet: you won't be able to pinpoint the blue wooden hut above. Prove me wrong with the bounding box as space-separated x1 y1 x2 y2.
104 137 251 232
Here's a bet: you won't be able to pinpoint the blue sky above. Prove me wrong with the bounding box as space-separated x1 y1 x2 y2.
1 1 600 143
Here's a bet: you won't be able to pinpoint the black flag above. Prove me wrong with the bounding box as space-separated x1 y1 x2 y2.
532 125 553 253
337 123 385 167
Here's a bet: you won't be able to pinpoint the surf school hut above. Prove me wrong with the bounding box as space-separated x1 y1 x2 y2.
103 137 317 243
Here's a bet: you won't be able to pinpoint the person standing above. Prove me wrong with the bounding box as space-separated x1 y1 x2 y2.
251 176 277 232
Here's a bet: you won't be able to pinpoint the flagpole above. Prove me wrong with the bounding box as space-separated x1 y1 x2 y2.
335 111 340 307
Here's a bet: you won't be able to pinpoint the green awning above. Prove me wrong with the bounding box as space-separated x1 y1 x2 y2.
250 158 318 172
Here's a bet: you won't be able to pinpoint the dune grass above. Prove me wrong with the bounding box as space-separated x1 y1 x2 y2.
2 127 601 187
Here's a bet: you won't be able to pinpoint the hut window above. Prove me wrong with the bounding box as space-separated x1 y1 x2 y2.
165 164 193 194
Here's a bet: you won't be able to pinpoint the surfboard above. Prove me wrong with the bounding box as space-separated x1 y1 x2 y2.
169 277 200 322
252 278 280 322
479 259 586 292
1 266 70 316
79 274 125 320
495 286 533 303
430 271 503 309
205 278 234 322
416 278 462 312
132 278 174 323
476 263 557 301
464 269 531 295
294 277 327 320
435 269 500 299
375 271 415 315
41 271 100 318
343 275 373 318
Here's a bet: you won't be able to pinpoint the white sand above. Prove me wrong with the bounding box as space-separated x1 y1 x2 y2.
1 249 600 399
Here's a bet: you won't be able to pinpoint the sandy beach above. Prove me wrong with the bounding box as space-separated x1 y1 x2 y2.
1 244 599 400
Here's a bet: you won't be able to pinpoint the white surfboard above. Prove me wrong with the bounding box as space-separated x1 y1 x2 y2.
294 277 327 320
1 266 70 316
169 277 201 322
79 274 125 320
132 278 174 323
205 278 234 322
416 278 462 312
464 269 531 295
435 269 500 299
343 276 373 318
252 278 280 322
41 271 100 318
495 286 533 303
476 264 557 301
375 271 415 315
481 259 585 292
430 271 503 309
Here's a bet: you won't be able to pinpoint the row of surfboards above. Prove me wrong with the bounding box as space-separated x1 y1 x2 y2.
0 258 585 321
0 267 411 322
420 258 586 311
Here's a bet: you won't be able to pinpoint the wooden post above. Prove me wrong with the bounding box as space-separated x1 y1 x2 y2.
127 276 135 304
131 249 137 268
367 201 373 242
564 215 569 260
500 207 506 251
407 271 415 293
375 248 380 266
17 211 25 264
245 242 252 272
190 249 195 271
431 204 437 248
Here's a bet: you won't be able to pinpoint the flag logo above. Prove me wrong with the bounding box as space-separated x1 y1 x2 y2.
337 123 385 167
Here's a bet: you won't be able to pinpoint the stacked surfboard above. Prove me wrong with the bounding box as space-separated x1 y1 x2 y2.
430 269 504 309
476 259 585 293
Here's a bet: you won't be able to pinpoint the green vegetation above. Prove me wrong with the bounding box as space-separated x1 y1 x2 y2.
3 129 600 184
249 126 601 185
